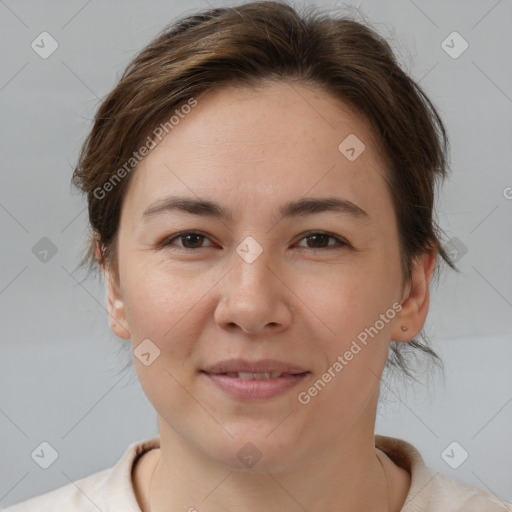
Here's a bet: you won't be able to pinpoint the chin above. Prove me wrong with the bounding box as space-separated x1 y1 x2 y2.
203 425 305 474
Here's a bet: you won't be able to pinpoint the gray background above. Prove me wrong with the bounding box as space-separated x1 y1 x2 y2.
1 0 511 508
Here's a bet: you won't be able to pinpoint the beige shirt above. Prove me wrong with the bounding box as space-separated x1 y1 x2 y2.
3 435 511 511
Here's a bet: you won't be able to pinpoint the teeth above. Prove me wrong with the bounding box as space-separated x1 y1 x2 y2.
237 372 283 380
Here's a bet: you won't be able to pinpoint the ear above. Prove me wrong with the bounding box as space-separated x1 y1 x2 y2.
391 249 436 342
97 242 131 340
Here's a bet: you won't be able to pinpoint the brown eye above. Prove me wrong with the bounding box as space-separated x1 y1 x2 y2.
178 233 206 249
160 230 349 252
161 232 213 251
296 232 348 250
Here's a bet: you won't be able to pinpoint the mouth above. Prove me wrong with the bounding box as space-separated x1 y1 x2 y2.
200 359 310 400
215 371 299 380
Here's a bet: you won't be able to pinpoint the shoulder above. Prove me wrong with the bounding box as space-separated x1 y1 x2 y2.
1 468 111 512
375 434 512 512
427 471 512 511
2 436 160 512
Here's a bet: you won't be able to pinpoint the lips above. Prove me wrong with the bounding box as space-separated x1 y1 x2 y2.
202 358 308 375
201 359 310 400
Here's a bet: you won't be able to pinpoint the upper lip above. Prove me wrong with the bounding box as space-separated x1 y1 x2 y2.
202 359 309 374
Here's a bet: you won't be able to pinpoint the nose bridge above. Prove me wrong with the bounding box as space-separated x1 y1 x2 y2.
214 236 291 333
230 236 274 296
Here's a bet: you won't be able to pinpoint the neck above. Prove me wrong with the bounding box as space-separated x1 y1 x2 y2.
146 422 393 512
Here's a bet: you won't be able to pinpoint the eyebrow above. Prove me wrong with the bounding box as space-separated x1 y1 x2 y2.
142 196 370 222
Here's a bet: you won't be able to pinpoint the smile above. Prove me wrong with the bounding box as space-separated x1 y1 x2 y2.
201 370 310 399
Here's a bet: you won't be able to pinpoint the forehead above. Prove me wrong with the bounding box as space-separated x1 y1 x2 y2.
121 81 392 224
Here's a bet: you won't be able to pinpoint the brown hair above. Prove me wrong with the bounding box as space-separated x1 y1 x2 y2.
71 0 457 383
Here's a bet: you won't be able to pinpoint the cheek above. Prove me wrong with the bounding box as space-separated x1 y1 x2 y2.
122 260 210 357
298 269 397 425
299 261 398 397
122 263 211 415
302 261 398 344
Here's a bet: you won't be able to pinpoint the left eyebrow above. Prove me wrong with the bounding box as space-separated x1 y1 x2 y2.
141 196 370 222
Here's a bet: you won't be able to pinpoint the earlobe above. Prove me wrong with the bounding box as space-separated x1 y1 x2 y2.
105 273 131 339
97 240 131 340
391 250 436 342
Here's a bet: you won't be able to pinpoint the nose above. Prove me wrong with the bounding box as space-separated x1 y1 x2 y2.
213 248 293 335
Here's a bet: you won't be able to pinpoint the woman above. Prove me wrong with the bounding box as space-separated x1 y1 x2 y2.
4 1 511 511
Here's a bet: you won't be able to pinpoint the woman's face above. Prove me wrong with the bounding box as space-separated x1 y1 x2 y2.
106 81 429 471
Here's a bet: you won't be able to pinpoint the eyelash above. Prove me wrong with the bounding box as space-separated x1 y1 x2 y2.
159 231 350 253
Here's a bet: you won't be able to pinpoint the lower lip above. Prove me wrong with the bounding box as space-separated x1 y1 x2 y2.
202 372 309 400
